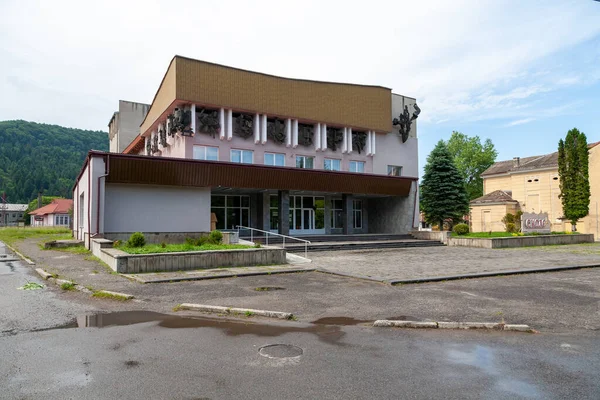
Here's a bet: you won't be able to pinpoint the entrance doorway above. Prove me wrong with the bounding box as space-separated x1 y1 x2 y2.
289 195 325 235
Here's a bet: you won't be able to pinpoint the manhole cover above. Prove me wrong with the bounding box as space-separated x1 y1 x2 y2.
259 344 303 359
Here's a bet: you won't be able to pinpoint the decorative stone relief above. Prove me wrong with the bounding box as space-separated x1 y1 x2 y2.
168 107 192 136
353 131 367 154
159 127 167 147
145 137 151 155
392 103 421 143
267 118 286 144
151 133 159 154
234 113 254 139
197 108 220 138
326 127 343 151
298 123 314 147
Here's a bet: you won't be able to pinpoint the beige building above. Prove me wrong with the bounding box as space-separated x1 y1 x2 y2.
471 141 599 239
108 100 150 153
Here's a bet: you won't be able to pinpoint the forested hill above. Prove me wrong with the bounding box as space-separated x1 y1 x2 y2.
0 120 108 204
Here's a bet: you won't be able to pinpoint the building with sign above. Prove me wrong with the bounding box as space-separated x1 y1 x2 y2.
29 199 73 227
0 203 27 226
470 141 599 238
72 56 421 246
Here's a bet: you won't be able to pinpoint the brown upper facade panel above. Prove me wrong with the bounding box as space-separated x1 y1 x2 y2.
95 151 414 196
140 56 392 136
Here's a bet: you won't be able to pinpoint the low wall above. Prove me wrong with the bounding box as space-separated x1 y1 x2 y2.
91 239 285 273
104 231 238 245
448 234 595 249
410 231 451 244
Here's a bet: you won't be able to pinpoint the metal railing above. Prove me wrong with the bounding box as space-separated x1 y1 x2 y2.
235 225 311 259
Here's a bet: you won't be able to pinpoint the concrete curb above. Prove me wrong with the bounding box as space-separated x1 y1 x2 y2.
35 268 53 280
373 320 536 333
388 264 600 285
3 242 35 265
130 267 316 284
95 290 134 300
178 303 294 320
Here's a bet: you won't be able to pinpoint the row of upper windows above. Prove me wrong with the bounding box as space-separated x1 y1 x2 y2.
193 145 402 174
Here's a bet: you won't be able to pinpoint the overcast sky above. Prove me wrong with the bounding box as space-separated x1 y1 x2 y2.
1 0 599 174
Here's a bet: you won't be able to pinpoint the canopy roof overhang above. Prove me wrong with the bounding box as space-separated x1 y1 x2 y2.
85 151 416 197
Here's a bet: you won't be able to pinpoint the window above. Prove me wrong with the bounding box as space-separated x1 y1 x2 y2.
353 200 362 229
79 193 84 228
324 158 341 171
211 195 250 230
55 215 69 226
296 156 314 169
231 149 253 164
331 199 343 229
349 161 365 173
193 145 218 161
264 152 285 166
387 165 402 176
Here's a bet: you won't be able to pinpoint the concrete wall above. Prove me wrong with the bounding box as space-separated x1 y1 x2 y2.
94 246 287 273
104 183 211 234
73 156 105 247
367 182 418 233
109 101 150 154
410 230 451 244
448 234 594 248
105 232 210 245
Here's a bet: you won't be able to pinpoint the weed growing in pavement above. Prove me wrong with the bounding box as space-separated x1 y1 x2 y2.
173 304 183 312
60 282 76 291
244 310 254 317
18 281 44 290
92 291 131 301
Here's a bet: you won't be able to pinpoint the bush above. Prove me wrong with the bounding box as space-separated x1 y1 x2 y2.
194 235 209 246
506 222 517 233
127 232 146 247
208 230 223 244
113 240 122 247
161 242 167 248
185 237 195 246
453 223 469 235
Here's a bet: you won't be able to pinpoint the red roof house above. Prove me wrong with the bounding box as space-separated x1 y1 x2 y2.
29 199 73 227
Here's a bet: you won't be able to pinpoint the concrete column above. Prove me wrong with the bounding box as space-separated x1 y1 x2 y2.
254 114 260 144
347 128 353 154
261 114 267 144
321 124 328 151
219 108 225 140
252 193 263 230
278 190 290 236
314 123 321 151
190 105 196 135
292 120 299 148
342 128 348 153
285 119 292 147
342 194 353 235
372 131 376 155
324 195 332 234
366 131 372 155
226 109 233 141
262 193 271 231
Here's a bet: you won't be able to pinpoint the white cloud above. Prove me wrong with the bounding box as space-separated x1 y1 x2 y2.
0 0 599 130
505 118 535 127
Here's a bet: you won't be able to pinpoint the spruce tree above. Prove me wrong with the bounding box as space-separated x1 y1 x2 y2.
558 128 590 231
420 140 470 229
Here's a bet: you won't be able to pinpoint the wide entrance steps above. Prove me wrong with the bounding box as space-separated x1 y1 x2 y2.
241 233 444 253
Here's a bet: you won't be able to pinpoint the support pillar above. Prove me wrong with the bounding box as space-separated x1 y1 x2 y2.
342 193 353 235
278 190 290 236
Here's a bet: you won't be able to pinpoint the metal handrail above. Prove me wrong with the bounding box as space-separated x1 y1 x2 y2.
235 225 311 259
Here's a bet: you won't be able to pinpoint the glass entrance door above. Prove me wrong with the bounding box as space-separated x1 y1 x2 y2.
289 195 325 235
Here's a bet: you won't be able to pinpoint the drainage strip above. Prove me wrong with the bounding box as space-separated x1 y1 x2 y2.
177 303 294 320
35 267 134 298
373 320 535 332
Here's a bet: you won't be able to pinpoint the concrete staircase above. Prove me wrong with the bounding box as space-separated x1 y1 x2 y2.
245 233 445 253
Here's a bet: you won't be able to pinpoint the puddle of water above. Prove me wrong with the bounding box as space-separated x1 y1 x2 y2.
312 317 372 326
0 262 15 275
49 311 349 346
497 379 541 398
447 345 497 375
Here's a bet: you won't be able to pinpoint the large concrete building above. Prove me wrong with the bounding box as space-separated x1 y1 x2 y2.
73 56 420 246
470 141 599 238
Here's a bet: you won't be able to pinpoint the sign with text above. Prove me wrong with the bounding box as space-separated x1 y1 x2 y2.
521 212 551 234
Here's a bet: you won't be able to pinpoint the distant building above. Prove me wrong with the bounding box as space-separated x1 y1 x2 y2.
108 100 150 153
471 141 599 238
29 199 73 227
74 55 420 247
0 203 27 226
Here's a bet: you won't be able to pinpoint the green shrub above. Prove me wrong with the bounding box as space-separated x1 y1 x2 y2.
127 232 146 247
160 242 167 248
208 230 223 244
194 235 209 246
453 223 469 235
185 237 195 245
506 222 517 233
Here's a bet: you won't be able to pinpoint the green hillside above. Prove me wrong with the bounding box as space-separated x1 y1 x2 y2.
0 120 108 204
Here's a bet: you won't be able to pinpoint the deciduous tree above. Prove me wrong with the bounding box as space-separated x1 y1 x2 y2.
446 131 497 200
558 128 590 231
420 140 469 229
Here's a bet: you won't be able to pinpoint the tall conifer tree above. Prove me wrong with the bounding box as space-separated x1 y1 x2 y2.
558 128 590 231
421 140 469 229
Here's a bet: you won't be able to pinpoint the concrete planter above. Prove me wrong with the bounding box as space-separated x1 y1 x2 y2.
447 234 594 249
410 231 452 244
91 239 286 273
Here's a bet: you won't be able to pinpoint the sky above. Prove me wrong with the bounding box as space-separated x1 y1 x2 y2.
1 0 599 176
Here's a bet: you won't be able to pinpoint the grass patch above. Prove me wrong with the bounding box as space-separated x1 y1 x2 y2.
84 255 118 274
0 227 71 246
60 282 76 291
451 232 580 238
45 246 90 255
92 291 131 301
116 243 251 255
